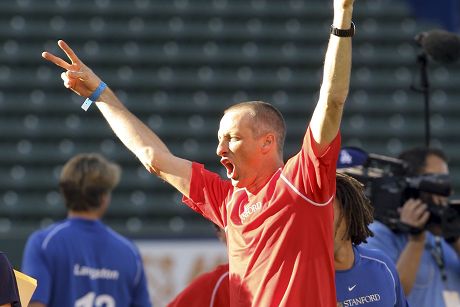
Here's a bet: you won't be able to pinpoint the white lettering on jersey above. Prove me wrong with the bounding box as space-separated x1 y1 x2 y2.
73 264 119 280
76 292 115 307
341 294 381 306
240 202 262 222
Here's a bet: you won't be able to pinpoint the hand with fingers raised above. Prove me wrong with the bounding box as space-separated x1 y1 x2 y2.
42 40 106 110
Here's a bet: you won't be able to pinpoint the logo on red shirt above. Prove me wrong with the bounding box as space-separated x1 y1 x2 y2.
240 202 262 222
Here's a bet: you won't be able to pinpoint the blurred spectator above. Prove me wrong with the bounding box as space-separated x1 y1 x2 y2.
21 153 151 307
365 147 460 307
0 252 21 307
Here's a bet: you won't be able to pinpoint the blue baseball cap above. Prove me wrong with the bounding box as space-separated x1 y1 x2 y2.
337 147 369 169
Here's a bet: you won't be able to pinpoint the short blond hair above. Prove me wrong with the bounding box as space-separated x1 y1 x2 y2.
59 153 121 211
224 101 286 155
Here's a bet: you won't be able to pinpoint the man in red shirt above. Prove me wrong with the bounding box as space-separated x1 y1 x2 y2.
42 0 355 305
168 225 229 307
168 263 230 307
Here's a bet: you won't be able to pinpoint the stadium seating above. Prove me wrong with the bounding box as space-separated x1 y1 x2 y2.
1 0 459 265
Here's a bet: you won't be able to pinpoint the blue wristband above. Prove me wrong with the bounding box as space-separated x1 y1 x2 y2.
81 81 107 111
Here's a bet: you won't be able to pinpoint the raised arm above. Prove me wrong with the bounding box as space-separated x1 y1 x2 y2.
42 40 192 197
310 0 354 154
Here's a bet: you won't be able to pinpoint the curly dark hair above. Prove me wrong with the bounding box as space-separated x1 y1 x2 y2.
335 172 374 245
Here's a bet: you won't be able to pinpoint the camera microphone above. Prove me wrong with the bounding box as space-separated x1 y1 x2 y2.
415 29 460 63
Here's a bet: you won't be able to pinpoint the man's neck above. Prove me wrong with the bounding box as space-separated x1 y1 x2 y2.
334 240 355 270
68 210 100 220
245 158 284 195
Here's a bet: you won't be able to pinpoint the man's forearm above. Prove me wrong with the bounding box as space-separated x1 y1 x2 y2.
310 4 353 152
95 88 193 195
323 5 354 102
397 235 425 295
96 87 170 169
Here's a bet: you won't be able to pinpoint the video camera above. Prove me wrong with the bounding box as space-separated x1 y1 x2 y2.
337 147 460 239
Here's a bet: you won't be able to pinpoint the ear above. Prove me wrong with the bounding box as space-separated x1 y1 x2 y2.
261 134 275 154
98 193 111 215
100 193 110 204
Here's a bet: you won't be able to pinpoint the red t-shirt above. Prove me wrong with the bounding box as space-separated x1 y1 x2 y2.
183 128 340 307
168 264 230 307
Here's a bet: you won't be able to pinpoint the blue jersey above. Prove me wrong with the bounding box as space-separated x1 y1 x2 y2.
335 245 408 307
22 218 151 307
366 221 460 307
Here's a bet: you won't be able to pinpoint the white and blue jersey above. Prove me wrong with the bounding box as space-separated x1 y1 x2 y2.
22 218 151 307
366 221 460 307
335 245 408 307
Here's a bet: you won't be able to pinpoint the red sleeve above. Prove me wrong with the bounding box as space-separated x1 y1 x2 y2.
282 127 341 205
167 264 230 307
181 163 233 229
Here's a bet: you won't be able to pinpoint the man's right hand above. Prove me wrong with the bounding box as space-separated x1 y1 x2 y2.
399 198 430 240
42 40 102 99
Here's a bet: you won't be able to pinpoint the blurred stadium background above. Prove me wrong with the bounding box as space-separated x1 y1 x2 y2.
0 0 459 303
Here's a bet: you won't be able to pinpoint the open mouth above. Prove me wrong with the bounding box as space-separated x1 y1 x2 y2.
220 158 235 179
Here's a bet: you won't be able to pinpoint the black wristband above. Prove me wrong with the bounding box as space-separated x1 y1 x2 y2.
330 22 355 37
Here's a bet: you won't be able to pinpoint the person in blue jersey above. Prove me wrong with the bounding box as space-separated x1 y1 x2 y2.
334 172 408 307
365 147 460 307
21 153 152 307
0 252 21 307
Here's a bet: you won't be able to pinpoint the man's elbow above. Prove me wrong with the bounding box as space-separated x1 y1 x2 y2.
144 163 160 176
322 96 347 115
138 147 163 176
142 157 162 176
330 89 349 105
320 88 349 108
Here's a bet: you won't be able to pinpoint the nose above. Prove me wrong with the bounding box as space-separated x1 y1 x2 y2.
216 140 228 156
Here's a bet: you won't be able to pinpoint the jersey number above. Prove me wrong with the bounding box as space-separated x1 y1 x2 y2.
75 292 115 307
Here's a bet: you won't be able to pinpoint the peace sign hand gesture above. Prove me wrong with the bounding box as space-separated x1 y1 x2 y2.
42 40 102 98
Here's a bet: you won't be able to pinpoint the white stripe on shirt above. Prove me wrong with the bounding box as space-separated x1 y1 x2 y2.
210 271 229 307
361 255 397 306
41 221 72 250
280 173 334 207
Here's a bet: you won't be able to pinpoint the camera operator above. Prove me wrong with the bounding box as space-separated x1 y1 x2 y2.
365 147 460 307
